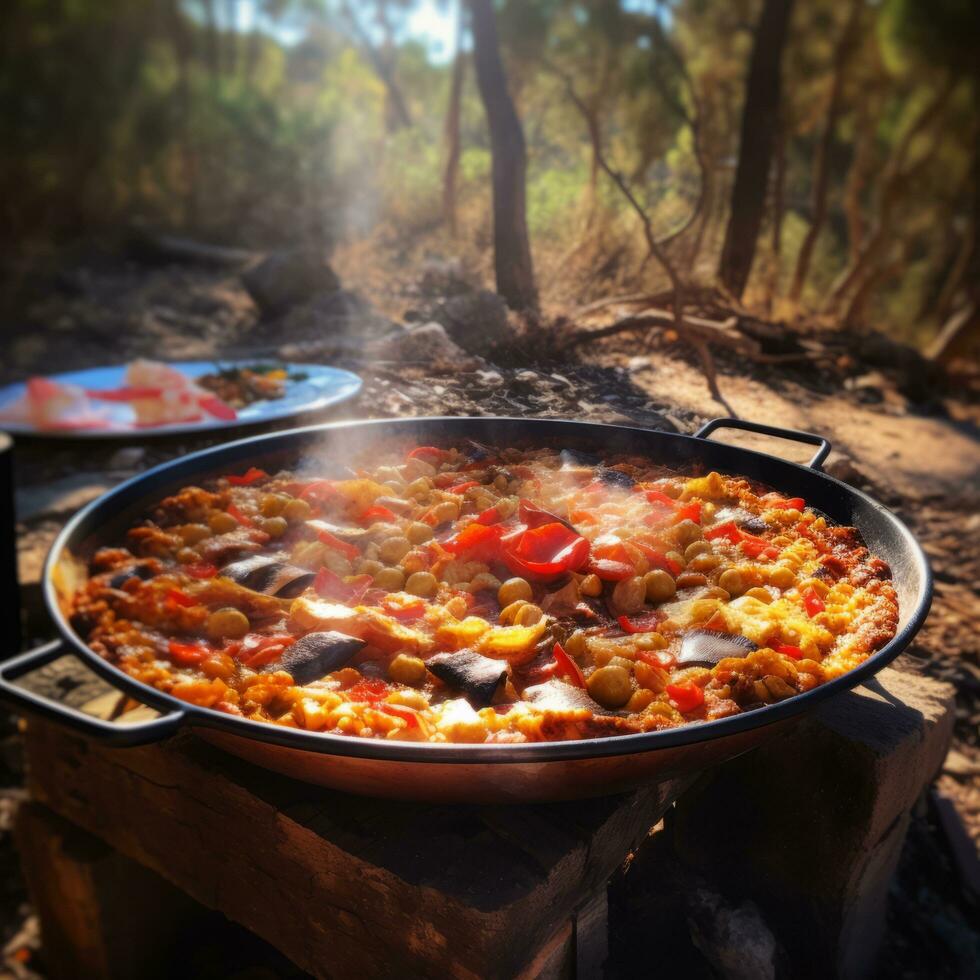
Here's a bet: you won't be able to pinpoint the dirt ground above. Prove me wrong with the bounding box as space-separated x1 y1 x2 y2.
1 250 977 977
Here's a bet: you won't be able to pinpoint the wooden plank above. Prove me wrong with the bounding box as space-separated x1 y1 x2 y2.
14 802 204 980
22 719 689 980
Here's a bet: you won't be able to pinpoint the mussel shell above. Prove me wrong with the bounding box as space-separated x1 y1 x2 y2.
428 649 508 708
560 448 601 467
220 556 313 597
108 564 154 589
269 631 366 684
598 468 636 489
677 629 758 667
522 679 608 714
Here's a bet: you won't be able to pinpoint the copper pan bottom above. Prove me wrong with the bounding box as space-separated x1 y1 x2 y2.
197 720 793 803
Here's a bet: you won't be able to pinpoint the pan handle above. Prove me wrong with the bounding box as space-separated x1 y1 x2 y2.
694 417 831 470
0 640 185 746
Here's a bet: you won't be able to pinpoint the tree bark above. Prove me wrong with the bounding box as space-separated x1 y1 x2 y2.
469 0 537 311
442 5 465 236
824 80 953 313
341 0 412 131
717 0 795 299
199 0 220 80
788 0 861 304
765 115 787 307
164 0 194 223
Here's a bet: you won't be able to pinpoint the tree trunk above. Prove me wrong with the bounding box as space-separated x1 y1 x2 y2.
199 0 220 80
469 0 537 311
765 115 787 307
222 0 238 78
824 80 953 313
788 0 861 304
164 0 194 223
717 0 795 299
843 98 875 264
341 0 412 131
442 6 465 236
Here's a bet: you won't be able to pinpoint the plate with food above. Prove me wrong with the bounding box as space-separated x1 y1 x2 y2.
0 359 362 437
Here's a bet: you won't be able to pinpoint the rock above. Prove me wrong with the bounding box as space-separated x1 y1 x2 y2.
241 248 340 318
277 288 393 341
15 475 111 522
417 257 476 298
366 322 485 371
432 289 515 356
686 887 781 980
671 665 955 980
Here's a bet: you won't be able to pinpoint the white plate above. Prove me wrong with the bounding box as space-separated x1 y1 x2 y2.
0 361 362 438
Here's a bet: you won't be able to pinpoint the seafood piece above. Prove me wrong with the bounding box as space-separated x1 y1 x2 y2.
268 631 366 684
427 650 508 707
677 629 758 667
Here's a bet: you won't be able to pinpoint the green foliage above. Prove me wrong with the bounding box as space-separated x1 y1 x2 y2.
0 0 973 343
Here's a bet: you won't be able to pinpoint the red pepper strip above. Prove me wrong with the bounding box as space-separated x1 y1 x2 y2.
666 681 705 713
226 503 253 527
775 644 803 660
316 529 360 562
361 504 398 523
802 588 825 617
632 541 683 576
552 642 586 688
165 588 196 608
474 504 504 525
168 640 207 666
185 561 217 579
408 446 450 464
618 613 663 635
507 523 591 578
380 594 426 620
763 494 805 511
588 558 634 581
298 480 340 504
227 467 269 486
518 499 575 531
86 385 165 401
739 536 771 559
639 649 676 669
198 395 237 420
704 520 742 544
642 488 677 507
346 679 390 703
378 702 421 728
448 480 480 494
237 634 296 667
314 568 371 602
674 501 702 524
445 522 506 562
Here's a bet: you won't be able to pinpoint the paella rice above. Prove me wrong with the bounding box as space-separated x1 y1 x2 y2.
68 442 899 744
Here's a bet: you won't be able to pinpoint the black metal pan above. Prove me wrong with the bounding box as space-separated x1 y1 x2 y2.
0 417 932 802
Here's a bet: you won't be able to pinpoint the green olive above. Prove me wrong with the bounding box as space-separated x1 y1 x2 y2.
643 569 676 603
673 519 703 547
261 516 288 538
374 566 406 591
718 567 746 596
206 607 250 640
564 630 588 658
177 523 211 545
378 536 412 564
587 665 633 709
514 603 543 626
260 494 289 517
282 498 312 523
208 511 238 534
406 521 434 545
770 565 797 590
498 577 533 607
684 540 712 560
612 576 646 614
387 653 427 686
405 571 438 597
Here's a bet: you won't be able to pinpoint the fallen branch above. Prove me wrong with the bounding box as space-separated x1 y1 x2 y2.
565 309 754 355
549 63 728 408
